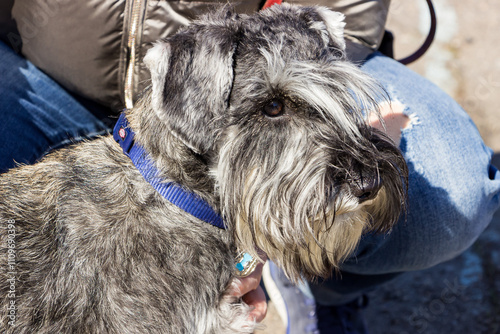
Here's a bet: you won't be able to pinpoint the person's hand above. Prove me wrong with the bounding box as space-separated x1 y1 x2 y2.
230 259 268 323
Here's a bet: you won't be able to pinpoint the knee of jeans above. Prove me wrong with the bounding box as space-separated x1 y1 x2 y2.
343 164 499 275
408 168 499 272
422 211 490 270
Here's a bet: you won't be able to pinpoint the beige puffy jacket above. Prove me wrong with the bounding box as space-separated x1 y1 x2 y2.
0 0 390 111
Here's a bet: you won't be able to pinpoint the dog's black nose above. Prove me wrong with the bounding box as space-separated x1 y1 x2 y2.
351 174 382 203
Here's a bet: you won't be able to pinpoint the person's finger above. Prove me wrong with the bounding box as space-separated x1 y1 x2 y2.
242 285 268 323
230 261 265 297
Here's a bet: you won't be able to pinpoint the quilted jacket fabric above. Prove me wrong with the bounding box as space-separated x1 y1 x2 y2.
0 0 390 111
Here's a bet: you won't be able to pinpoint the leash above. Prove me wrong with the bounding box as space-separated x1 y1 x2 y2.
113 113 226 229
397 0 437 65
261 0 282 10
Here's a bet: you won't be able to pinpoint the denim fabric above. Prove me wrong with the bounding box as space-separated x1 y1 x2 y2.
0 41 111 173
309 53 500 306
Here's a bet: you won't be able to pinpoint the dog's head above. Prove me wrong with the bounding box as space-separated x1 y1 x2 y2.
143 4 408 280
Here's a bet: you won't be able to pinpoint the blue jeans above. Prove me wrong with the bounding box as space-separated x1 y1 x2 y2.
308 53 500 305
1 42 499 305
0 41 111 173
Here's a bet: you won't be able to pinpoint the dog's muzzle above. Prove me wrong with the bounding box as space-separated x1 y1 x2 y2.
350 173 382 203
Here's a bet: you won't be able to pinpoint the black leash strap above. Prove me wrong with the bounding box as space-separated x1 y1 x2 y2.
397 0 437 65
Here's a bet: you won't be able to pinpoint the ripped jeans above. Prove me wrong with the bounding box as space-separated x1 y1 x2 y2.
0 41 111 173
308 52 500 305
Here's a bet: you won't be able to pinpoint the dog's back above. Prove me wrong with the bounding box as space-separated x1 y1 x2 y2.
0 137 250 333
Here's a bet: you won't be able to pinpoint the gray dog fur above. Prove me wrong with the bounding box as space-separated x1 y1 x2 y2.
0 4 407 333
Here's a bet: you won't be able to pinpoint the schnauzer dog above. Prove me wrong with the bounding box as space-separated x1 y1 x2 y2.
0 4 407 333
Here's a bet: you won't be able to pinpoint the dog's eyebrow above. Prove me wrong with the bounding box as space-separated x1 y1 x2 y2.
226 28 244 110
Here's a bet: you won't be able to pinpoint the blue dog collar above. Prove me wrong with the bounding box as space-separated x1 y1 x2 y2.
113 113 226 230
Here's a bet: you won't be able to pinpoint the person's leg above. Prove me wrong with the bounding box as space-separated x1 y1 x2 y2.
263 53 500 334
0 41 112 173
309 52 500 305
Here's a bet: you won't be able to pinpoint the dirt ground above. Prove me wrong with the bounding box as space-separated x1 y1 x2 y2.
257 0 500 333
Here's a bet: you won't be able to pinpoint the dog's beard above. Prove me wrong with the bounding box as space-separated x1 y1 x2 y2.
215 120 406 281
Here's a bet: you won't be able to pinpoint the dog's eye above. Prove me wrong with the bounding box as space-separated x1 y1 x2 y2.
263 99 284 117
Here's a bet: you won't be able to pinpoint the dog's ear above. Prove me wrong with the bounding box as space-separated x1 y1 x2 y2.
144 11 239 154
309 7 346 52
